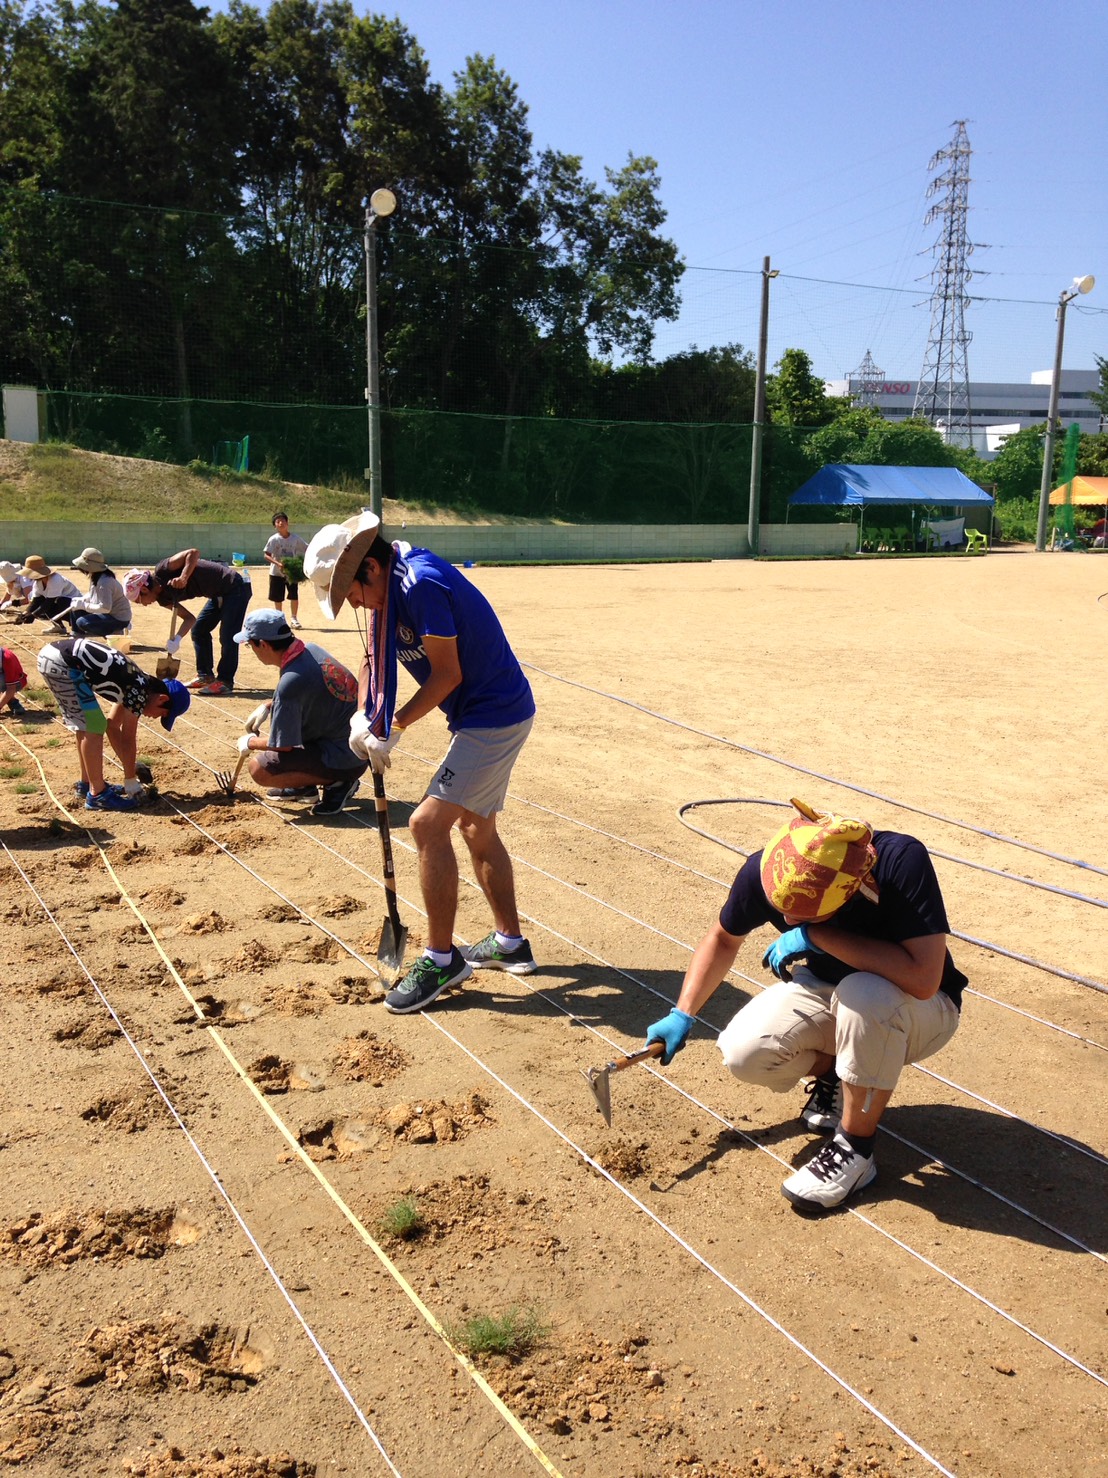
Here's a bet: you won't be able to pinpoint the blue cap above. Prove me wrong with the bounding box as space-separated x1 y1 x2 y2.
234 609 293 645
161 678 190 731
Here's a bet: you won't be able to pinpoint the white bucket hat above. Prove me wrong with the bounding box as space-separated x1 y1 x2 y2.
304 511 381 619
0 561 19 583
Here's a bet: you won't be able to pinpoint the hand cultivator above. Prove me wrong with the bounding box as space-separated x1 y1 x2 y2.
215 752 249 797
581 1041 664 1127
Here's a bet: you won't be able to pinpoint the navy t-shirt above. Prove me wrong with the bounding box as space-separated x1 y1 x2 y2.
270 643 360 771
719 830 966 1008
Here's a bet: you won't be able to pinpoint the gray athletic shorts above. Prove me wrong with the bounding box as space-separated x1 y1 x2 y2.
423 716 533 817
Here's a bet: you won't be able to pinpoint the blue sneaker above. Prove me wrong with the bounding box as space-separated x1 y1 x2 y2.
73 780 91 798
384 950 472 1014
86 787 139 812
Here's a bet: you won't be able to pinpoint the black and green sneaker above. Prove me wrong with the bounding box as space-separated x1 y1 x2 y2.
384 949 472 1014
462 932 536 975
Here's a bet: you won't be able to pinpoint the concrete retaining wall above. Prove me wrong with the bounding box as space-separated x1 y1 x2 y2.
0 520 750 565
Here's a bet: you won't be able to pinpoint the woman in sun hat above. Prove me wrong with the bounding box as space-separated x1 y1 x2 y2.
645 798 966 1215
51 548 132 637
17 555 80 626
0 560 33 611
304 511 536 1014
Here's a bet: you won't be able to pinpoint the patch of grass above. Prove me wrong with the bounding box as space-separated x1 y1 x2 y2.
445 1305 550 1362
44 737 61 748
0 764 26 778
19 722 37 733
377 1196 424 1242
14 782 36 794
25 687 53 703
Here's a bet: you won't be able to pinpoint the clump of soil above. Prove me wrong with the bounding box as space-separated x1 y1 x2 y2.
247 1057 323 1094
317 894 360 918
261 981 334 1017
257 903 301 923
593 1141 652 1180
224 939 278 972
52 1015 120 1051
73 1318 272 1393
212 825 264 851
331 1031 410 1084
81 1090 161 1134
140 886 185 908
326 974 384 1005
378 1092 494 1144
27 969 87 1002
2 1208 201 1268
176 912 227 935
123 1450 315 1477
174 836 206 857
283 938 344 965
373 1175 559 1259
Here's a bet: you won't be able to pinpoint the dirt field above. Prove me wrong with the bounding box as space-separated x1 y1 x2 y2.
1 550 1106 1478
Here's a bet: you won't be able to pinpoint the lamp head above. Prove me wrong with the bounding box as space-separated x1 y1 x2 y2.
369 188 397 219
1073 274 1095 295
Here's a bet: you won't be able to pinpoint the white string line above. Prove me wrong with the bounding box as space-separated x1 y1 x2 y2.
506 972 1108 1390
521 661 1108 880
19 734 1108 1423
0 841 403 1478
422 1013 962 1478
122 720 1108 1244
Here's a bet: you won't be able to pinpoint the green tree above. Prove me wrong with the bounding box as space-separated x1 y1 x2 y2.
767 347 848 427
989 423 1048 500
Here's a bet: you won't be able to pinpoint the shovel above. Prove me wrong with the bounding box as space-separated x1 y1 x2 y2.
581 1041 665 1128
371 769 408 982
156 608 181 680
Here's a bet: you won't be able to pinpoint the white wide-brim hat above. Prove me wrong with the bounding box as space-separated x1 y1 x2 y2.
304 511 381 619
0 561 20 582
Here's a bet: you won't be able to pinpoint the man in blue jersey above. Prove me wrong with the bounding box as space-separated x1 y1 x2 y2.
645 800 966 1214
304 512 536 1013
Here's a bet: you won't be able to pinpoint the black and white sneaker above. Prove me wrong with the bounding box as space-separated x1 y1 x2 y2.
800 1072 842 1132
266 785 318 799
311 776 360 815
462 931 536 974
385 950 472 1014
782 1131 877 1212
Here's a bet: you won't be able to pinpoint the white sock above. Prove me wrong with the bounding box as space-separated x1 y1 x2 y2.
495 932 523 949
425 948 453 968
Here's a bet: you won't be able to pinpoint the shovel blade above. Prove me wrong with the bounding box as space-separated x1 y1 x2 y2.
377 916 408 982
581 1065 612 1127
155 655 180 680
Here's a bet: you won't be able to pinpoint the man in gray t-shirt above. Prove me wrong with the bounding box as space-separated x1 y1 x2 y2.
232 609 366 815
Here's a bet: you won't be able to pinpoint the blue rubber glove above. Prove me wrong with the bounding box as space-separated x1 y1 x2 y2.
761 925 823 983
646 1008 696 1066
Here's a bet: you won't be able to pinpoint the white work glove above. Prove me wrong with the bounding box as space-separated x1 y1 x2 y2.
236 733 253 757
123 777 143 797
165 635 182 656
349 711 402 772
244 702 269 735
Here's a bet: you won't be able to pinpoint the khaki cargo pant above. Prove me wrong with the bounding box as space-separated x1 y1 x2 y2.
717 966 960 1094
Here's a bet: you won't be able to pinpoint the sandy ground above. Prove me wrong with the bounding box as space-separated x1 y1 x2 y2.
0 550 1106 1478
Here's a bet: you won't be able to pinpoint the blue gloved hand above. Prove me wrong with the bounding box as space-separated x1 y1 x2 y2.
761 925 823 983
646 1008 696 1066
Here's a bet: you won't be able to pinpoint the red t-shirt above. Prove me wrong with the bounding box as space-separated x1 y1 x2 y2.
2 648 26 688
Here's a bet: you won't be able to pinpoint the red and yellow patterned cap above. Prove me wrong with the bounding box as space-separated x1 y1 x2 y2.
760 799 878 921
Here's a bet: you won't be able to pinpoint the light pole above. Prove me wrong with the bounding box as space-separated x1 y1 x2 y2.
1035 273 1095 551
364 187 396 519
747 256 779 557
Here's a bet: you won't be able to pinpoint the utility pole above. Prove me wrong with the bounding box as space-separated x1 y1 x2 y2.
1035 275 1096 551
747 256 778 557
363 188 396 518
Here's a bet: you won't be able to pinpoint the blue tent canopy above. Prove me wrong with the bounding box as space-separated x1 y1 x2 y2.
789 464 994 507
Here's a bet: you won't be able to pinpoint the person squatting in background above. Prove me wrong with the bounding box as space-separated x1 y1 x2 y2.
0 646 28 716
125 549 251 696
304 511 536 1014
15 556 80 625
232 608 367 816
263 512 308 629
51 548 132 637
0 561 33 611
36 636 189 811
646 799 966 1213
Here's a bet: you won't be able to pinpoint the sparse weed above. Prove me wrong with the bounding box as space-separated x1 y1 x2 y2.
378 1196 424 1242
14 782 36 794
0 764 26 778
44 738 61 748
445 1305 550 1361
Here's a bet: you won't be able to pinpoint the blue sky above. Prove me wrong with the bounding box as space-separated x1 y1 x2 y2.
382 0 1108 387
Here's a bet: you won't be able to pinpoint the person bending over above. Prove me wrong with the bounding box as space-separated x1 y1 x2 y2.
36 637 189 810
646 799 966 1213
126 549 251 696
304 512 536 1014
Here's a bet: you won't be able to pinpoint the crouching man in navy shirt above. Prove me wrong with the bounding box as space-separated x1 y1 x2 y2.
646 799 965 1213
